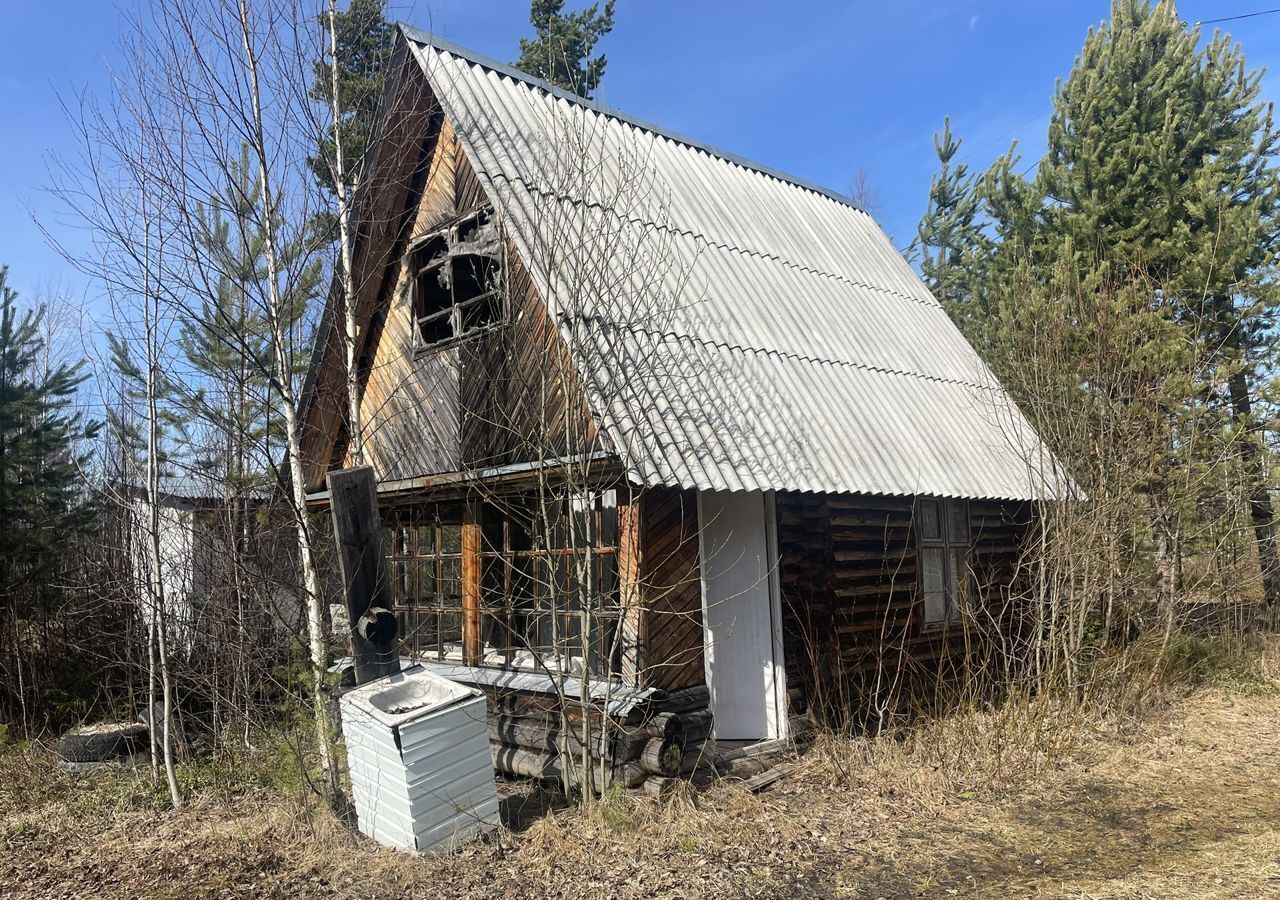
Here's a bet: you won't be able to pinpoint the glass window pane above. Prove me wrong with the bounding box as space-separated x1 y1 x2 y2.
945 500 969 544
921 546 946 626
600 491 618 542
441 523 462 555
918 498 942 542
440 556 461 599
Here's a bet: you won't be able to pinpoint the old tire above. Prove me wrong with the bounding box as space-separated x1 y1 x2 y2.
58 722 148 764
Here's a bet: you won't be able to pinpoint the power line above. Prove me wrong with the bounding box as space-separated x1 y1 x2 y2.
1194 7 1280 25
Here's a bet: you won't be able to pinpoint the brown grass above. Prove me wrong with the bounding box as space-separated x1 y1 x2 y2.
2 647 1279 899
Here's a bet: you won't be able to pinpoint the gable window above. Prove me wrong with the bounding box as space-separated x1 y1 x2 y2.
410 209 503 350
916 497 971 629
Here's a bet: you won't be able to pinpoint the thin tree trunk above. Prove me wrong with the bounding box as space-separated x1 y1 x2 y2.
236 0 337 797
1231 377 1280 607
325 0 363 469
1214 294 1280 608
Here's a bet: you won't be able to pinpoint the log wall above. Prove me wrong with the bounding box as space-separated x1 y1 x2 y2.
474 683 715 792
777 492 1033 722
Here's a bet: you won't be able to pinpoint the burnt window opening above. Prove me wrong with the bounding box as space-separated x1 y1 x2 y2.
410 209 503 350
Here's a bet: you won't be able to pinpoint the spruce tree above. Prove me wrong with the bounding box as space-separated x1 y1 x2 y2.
514 0 616 98
0 267 97 611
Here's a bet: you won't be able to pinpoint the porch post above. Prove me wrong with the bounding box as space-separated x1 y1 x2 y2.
462 497 483 665
618 494 645 686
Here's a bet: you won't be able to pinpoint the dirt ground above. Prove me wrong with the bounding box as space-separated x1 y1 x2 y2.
2 685 1279 899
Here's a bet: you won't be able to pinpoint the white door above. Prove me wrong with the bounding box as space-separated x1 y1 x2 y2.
697 490 788 741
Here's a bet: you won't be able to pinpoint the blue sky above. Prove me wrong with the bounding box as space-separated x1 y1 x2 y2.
3 1 1280 305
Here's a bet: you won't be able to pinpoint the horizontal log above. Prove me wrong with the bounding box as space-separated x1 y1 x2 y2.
742 760 800 794
834 582 915 600
614 725 651 761
651 684 709 713
641 775 681 798
490 742 646 790
717 755 770 780
680 709 714 744
640 734 685 777
645 711 683 740
831 525 911 540
678 742 717 774
487 718 620 760
833 543 916 561
715 736 790 766
835 619 912 637
825 496 913 513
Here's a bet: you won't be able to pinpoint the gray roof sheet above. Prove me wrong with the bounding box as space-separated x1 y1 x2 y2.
404 28 1064 500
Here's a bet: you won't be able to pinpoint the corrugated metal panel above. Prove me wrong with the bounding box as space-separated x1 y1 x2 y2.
404 30 1065 501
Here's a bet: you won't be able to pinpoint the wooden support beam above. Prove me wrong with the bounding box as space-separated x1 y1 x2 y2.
326 466 398 684
618 495 645 687
462 497 482 665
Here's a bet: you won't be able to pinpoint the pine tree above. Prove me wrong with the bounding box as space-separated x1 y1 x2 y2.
1034 0 1280 604
916 117 990 343
514 0 616 98
181 147 315 492
0 266 97 618
923 0 1280 607
308 0 394 198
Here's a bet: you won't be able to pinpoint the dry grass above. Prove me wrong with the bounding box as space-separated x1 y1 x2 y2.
2 645 1279 899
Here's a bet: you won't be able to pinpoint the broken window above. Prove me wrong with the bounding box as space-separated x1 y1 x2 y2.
916 497 970 629
409 209 503 350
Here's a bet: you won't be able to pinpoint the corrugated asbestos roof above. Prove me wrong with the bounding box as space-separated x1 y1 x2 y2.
403 27 1064 500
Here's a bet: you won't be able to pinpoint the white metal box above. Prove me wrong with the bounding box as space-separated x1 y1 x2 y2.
340 667 498 853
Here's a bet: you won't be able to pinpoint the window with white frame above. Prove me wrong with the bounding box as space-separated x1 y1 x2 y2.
916 497 971 629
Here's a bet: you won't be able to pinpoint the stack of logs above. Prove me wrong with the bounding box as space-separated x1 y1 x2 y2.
487 684 717 793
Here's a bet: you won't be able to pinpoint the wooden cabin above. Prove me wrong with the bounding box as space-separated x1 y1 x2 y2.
299 28 1062 790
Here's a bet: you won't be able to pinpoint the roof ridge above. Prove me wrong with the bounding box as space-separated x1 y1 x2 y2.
399 23 867 214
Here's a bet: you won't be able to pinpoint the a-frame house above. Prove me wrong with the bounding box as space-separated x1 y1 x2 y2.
300 26 1062 787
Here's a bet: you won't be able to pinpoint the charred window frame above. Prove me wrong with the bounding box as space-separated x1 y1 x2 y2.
478 491 622 676
383 504 465 661
409 208 504 351
916 497 970 630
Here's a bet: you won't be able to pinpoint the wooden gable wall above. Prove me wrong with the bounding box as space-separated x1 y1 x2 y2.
301 43 440 490
349 117 472 480
302 50 601 491
352 133 600 481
